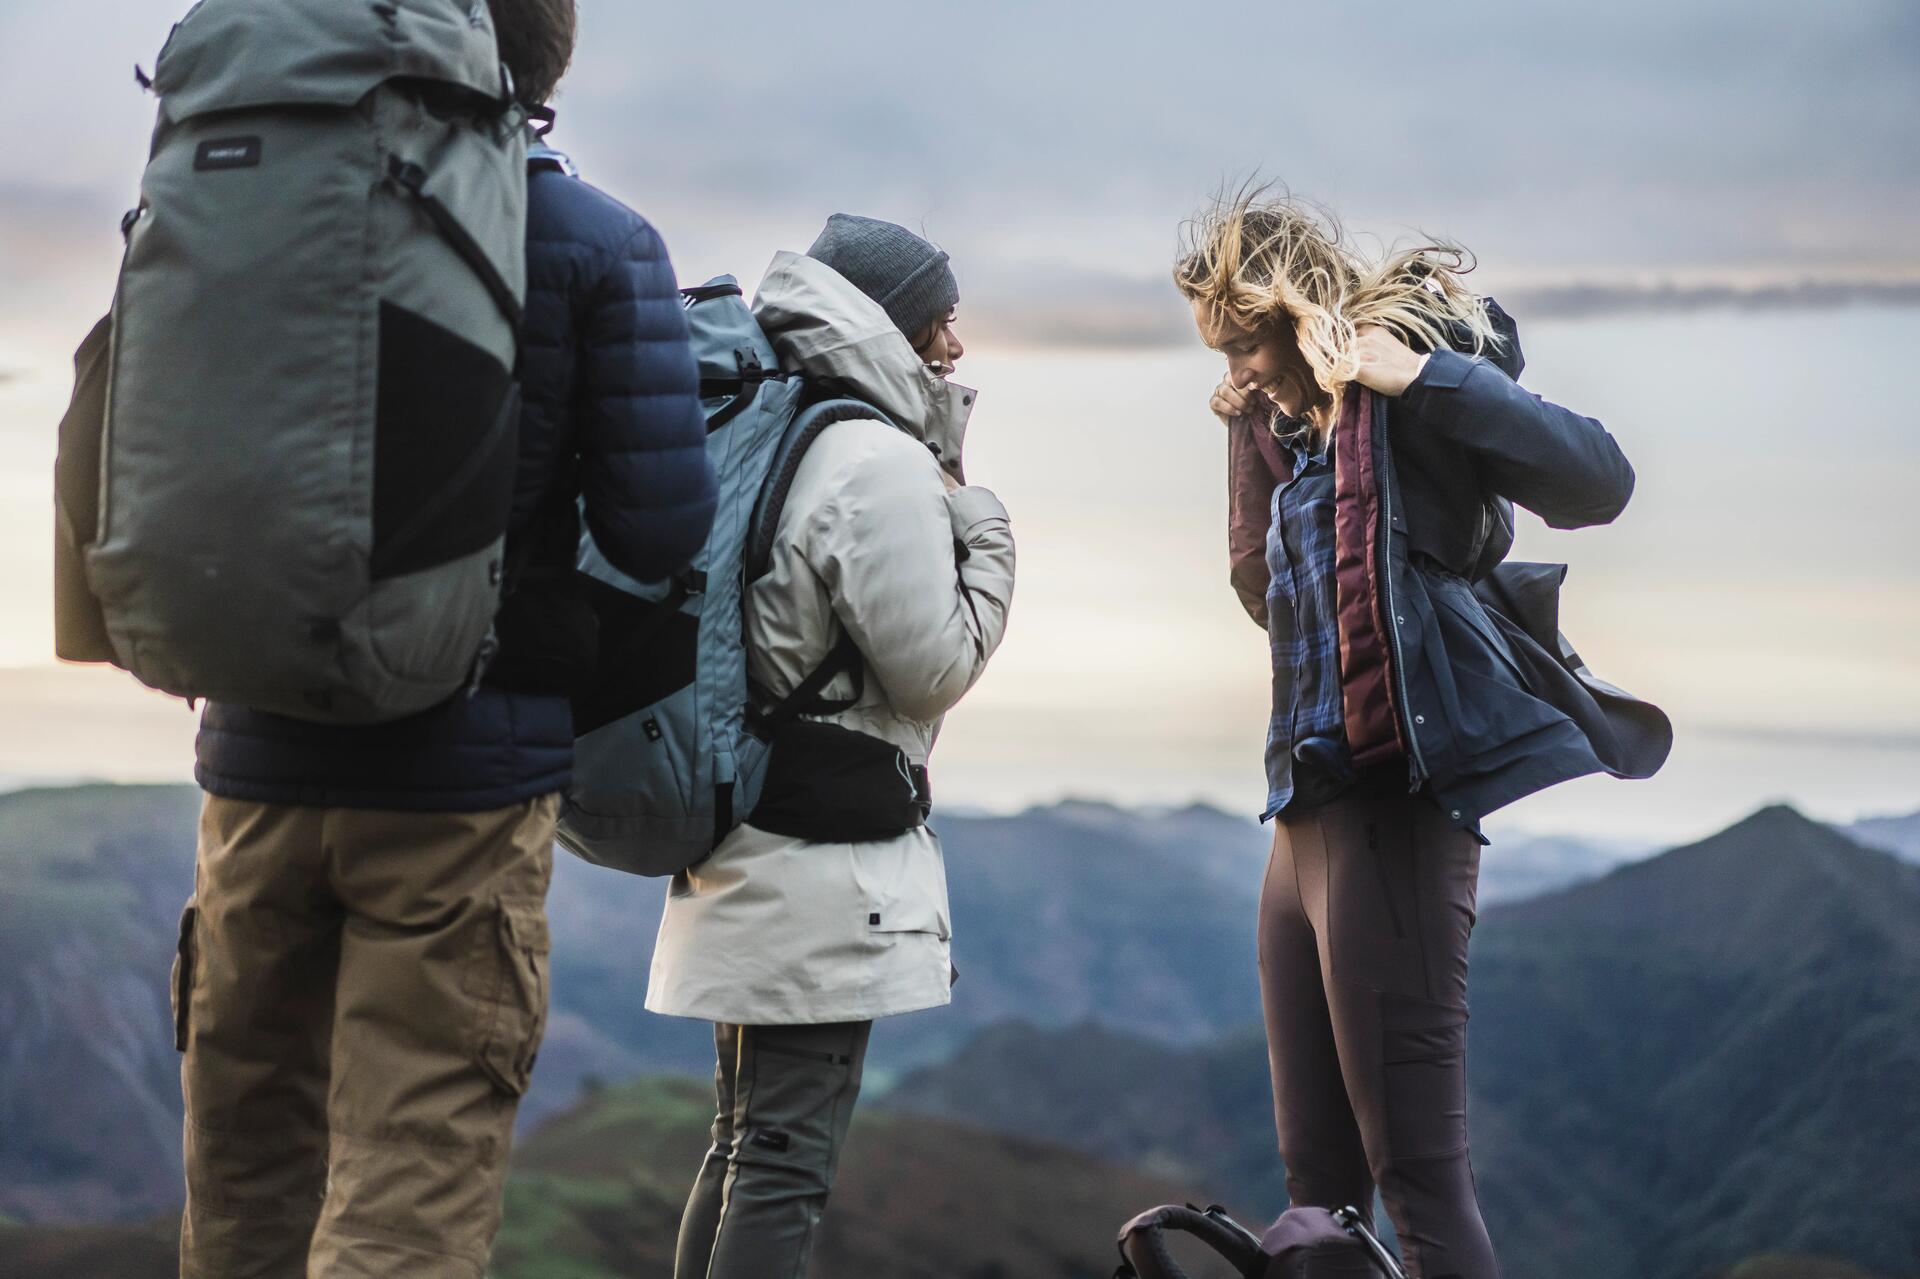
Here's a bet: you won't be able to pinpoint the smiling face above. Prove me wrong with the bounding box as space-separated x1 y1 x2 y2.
1190 298 1318 418
912 309 965 375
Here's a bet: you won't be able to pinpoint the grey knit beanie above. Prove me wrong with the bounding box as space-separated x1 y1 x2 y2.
805 213 959 342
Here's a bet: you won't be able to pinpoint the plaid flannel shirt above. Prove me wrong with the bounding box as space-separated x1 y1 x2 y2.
1262 432 1351 819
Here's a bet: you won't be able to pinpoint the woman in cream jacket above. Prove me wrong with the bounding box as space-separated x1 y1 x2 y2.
651 215 1015 1279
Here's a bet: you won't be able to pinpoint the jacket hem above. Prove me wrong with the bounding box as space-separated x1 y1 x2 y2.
194 766 568 814
643 984 953 1026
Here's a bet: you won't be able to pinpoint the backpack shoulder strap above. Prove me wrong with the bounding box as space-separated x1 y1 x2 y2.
1114 1204 1265 1279
744 394 900 584
741 393 903 726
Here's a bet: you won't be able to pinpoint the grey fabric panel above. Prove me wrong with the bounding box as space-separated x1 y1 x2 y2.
342 544 505 718
92 107 375 713
155 0 507 124
367 89 525 364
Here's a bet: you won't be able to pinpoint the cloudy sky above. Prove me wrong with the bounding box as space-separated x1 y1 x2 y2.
2 1 1917 842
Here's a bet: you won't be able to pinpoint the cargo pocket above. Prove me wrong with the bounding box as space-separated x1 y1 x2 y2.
466 900 550 1098
170 901 197 1053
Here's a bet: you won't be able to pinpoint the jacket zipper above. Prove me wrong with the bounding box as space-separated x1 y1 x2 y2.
1375 403 1428 791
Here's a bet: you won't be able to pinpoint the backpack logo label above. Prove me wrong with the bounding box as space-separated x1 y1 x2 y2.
194 137 262 171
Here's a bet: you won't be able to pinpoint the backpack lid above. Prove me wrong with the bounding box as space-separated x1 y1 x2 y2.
684 276 784 390
153 0 511 124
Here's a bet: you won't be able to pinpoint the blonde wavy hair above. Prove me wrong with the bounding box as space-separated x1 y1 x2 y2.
1174 184 1502 423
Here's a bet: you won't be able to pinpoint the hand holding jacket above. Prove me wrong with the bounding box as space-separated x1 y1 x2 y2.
803 424 1015 725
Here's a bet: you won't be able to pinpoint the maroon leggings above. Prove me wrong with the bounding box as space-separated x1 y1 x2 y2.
1258 774 1500 1279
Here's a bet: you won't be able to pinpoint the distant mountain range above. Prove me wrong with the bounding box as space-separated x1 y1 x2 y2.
3 784 1916 1279
0 785 203 1223
890 807 1920 1279
1846 809 1920 863
0 785 1291 1221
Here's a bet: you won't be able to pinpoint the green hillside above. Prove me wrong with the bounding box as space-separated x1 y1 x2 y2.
0 1077 1221 1279
499 1075 1224 1279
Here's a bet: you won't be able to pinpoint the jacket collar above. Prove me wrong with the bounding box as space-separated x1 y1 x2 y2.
752 251 977 465
527 135 577 177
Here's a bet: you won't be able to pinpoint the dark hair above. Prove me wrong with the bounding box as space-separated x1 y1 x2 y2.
487 0 577 106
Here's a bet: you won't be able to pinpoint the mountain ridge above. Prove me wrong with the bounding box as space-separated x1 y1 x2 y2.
891 804 1920 1279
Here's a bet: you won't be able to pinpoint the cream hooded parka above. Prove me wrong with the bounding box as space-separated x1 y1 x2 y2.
645 253 1016 1025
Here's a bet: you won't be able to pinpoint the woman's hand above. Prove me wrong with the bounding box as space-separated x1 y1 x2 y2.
1350 325 1430 397
1210 376 1257 425
940 467 962 493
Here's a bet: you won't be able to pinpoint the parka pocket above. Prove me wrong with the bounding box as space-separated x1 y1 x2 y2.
464 899 550 1098
861 832 952 942
170 901 198 1053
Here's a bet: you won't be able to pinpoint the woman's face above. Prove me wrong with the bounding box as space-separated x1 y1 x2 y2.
914 310 965 375
1191 298 1313 416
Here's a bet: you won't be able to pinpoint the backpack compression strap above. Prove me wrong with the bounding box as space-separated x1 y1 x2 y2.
1114 1204 1266 1279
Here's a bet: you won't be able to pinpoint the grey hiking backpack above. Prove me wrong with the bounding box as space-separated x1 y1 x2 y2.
557 278 904 876
68 0 528 723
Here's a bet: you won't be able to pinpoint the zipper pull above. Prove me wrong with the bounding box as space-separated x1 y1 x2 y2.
388 155 428 195
465 628 500 699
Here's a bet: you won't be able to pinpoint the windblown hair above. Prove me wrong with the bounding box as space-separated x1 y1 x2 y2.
487 0 577 107
1174 184 1502 417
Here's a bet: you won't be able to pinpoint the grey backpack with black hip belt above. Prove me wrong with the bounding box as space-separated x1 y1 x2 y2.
64 0 527 723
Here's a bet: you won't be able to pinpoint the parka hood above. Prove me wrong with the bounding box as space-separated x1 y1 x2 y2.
752 251 976 471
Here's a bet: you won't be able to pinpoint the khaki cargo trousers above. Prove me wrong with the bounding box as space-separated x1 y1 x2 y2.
174 793 558 1278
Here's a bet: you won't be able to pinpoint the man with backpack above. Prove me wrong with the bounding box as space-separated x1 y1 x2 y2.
148 2 717 1274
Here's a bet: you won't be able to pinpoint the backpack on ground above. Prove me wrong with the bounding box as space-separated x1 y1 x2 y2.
59 0 528 723
1116 1203 1408 1279
557 278 914 877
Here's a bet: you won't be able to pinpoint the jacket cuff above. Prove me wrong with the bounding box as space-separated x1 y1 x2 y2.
1409 346 1477 392
947 485 1010 540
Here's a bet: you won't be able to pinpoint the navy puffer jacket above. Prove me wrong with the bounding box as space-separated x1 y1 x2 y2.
196 143 717 812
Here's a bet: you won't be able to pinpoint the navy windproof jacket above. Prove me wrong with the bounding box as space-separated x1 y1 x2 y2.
196 143 717 812
1229 304 1671 834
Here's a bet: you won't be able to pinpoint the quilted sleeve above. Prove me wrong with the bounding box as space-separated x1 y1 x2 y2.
576 217 717 583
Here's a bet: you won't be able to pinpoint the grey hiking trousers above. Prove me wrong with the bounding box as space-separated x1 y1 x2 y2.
674 1019 873 1279
1259 772 1500 1279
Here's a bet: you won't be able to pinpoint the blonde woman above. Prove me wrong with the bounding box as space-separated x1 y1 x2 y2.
1176 191 1668 1279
